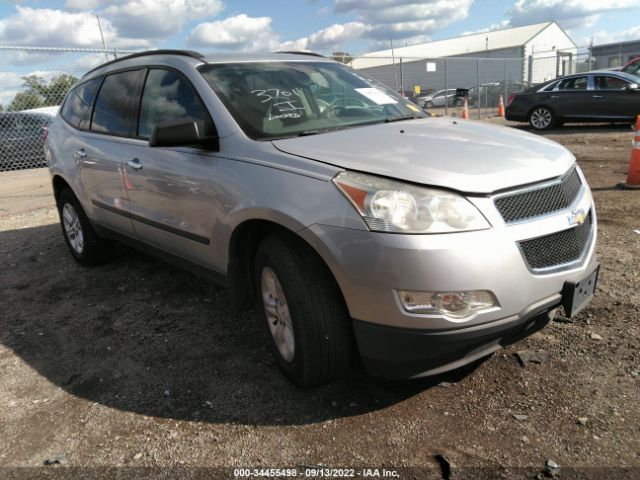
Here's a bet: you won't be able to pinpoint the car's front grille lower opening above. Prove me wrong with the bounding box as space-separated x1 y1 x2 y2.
518 211 593 271
495 168 582 223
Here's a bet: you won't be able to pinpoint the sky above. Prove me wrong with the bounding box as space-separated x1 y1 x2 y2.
1 0 639 106
0 0 639 55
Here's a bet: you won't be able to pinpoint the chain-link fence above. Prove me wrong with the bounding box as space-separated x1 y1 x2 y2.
349 49 592 119
0 45 597 172
0 46 136 172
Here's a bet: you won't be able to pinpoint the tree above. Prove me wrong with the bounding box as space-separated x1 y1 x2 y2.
8 91 43 111
7 73 78 112
332 51 354 64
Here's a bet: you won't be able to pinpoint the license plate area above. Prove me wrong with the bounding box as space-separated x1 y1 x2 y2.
561 264 599 317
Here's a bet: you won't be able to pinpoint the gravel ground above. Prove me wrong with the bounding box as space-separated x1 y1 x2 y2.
1 119 639 480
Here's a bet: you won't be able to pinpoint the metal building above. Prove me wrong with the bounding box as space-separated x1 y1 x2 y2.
351 22 577 94
591 40 640 70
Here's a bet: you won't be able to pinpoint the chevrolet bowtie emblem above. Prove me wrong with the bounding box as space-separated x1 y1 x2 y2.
568 208 587 226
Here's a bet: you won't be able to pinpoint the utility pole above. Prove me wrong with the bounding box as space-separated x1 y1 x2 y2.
96 15 109 61
485 36 489 117
391 38 398 93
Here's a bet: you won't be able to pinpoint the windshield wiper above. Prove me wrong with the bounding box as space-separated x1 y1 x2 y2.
384 114 421 123
298 126 349 136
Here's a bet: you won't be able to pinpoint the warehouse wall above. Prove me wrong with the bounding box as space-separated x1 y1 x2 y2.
354 47 525 95
593 41 640 69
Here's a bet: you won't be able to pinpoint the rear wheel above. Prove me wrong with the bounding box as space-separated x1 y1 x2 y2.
57 188 112 265
528 106 557 130
254 234 352 387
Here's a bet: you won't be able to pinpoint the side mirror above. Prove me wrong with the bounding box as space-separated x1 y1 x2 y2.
149 118 217 148
626 83 639 92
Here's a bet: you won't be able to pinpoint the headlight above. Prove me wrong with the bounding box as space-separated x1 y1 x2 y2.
333 171 490 233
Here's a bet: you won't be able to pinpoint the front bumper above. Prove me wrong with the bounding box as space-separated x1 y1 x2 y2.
353 301 556 379
297 175 597 378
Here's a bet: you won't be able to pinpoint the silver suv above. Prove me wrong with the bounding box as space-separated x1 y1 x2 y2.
46 50 599 387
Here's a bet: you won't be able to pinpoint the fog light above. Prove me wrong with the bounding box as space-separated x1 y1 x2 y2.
397 290 499 319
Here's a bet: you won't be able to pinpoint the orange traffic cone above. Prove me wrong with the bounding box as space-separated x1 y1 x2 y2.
618 115 640 189
461 97 469 120
497 94 505 117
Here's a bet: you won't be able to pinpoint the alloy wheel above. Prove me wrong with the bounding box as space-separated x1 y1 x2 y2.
261 266 295 362
531 108 552 129
62 203 84 254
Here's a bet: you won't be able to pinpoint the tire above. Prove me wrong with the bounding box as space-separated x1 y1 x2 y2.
57 188 113 265
453 98 464 107
254 234 353 387
425 101 434 109
528 106 557 130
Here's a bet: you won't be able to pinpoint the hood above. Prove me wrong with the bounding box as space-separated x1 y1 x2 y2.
272 118 575 194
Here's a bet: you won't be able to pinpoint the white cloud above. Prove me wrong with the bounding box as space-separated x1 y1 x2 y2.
187 14 280 52
0 6 150 48
277 0 474 53
588 25 640 46
335 0 473 41
1 1 224 50
282 22 370 51
64 0 103 9
104 0 223 40
508 0 637 29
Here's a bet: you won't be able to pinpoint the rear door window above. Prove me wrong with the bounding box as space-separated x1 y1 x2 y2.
91 69 143 137
557 76 588 90
61 77 102 130
595 76 631 90
137 69 214 139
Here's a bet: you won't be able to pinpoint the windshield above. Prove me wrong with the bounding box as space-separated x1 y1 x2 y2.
622 59 640 77
199 61 426 140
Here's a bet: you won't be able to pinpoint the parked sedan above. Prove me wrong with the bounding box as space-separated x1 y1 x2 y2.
0 108 57 171
505 71 640 130
416 89 463 109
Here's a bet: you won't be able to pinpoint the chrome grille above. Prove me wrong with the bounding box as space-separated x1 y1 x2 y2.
518 212 593 271
495 168 582 223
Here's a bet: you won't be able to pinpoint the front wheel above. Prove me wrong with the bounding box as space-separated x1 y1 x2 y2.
528 106 557 130
255 234 353 387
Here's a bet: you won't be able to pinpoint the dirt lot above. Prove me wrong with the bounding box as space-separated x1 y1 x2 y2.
1 120 639 480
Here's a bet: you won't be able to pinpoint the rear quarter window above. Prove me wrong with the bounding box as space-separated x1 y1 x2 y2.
60 78 102 130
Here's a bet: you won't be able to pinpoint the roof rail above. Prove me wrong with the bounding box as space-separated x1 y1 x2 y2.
275 51 325 58
82 49 205 77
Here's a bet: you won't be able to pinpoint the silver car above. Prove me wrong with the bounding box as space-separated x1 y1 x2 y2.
45 50 599 387
416 89 462 109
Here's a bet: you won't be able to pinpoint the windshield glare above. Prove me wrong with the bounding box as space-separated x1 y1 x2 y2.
199 61 426 140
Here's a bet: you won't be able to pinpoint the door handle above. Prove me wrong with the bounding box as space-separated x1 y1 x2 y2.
126 158 143 170
550 95 559 99
592 95 603 98
74 148 87 159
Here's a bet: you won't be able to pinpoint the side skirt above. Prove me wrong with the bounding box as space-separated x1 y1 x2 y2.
92 223 228 288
